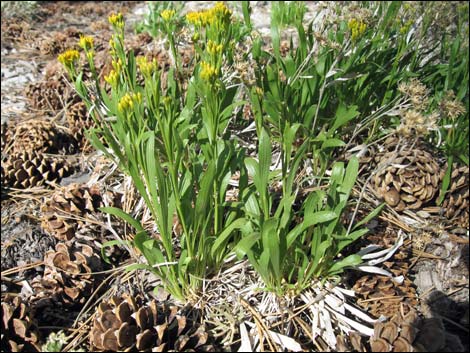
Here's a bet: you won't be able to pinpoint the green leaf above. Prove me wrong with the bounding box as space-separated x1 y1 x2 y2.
195 161 215 226
338 156 358 196
125 263 160 272
99 207 145 233
438 157 453 205
321 138 345 149
331 103 360 133
286 211 337 248
262 218 281 281
352 203 385 230
327 254 362 275
135 230 164 266
336 229 369 254
211 218 247 258
235 233 259 259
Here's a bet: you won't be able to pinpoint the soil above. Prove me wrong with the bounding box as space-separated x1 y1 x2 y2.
1 1 468 352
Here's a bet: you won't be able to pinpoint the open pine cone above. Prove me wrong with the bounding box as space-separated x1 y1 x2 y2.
372 138 441 211
1 294 41 352
66 101 96 152
90 294 215 352
40 183 121 241
4 119 77 155
337 308 463 352
369 308 451 352
439 163 469 229
30 242 103 306
24 77 78 112
1 151 74 189
353 230 418 318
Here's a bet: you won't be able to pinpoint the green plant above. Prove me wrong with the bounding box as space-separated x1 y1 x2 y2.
232 125 382 295
271 1 307 29
59 4 251 302
135 1 184 38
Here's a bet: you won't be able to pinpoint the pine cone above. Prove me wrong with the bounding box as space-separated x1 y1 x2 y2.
38 31 77 56
4 119 77 155
439 163 469 228
1 294 41 352
30 242 103 306
90 294 216 352
373 141 441 211
336 332 367 352
369 309 449 352
41 183 105 241
66 102 96 152
353 230 418 318
24 77 78 111
1 151 74 189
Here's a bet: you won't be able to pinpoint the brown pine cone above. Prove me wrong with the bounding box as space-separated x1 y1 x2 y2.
40 183 106 241
24 77 79 112
1 151 74 189
4 119 78 155
369 308 453 352
373 141 441 212
90 294 216 352
439 163 469 229
66 102 96 152
1 294 42 352
30 242 103 306
353 229 418 319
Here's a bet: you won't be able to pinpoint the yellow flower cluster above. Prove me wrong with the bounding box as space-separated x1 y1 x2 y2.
207 40 223 56
118 92 142 113
200 61 218 82
112 58 123 74
58 49 80 67
136 56 158 77
348 18 367 41
186 2 231 27
108 12 124 28
79 35 94 51
104 70 119 88
161 9 176 22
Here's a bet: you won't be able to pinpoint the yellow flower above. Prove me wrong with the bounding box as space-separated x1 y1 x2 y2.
348 18 367 41
86 50 95 61
137 56 157 77
186 11 202 26
118 92 142 113
118 94 133 113
200 61 218 82
104 70 119 88
207 40 223 56
108 12 124 28
161 9 176 22
58 49 80 67
212 1 232 21
133 92 142 105
79 35 94 51
112 59 123 74
186 3 231 28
